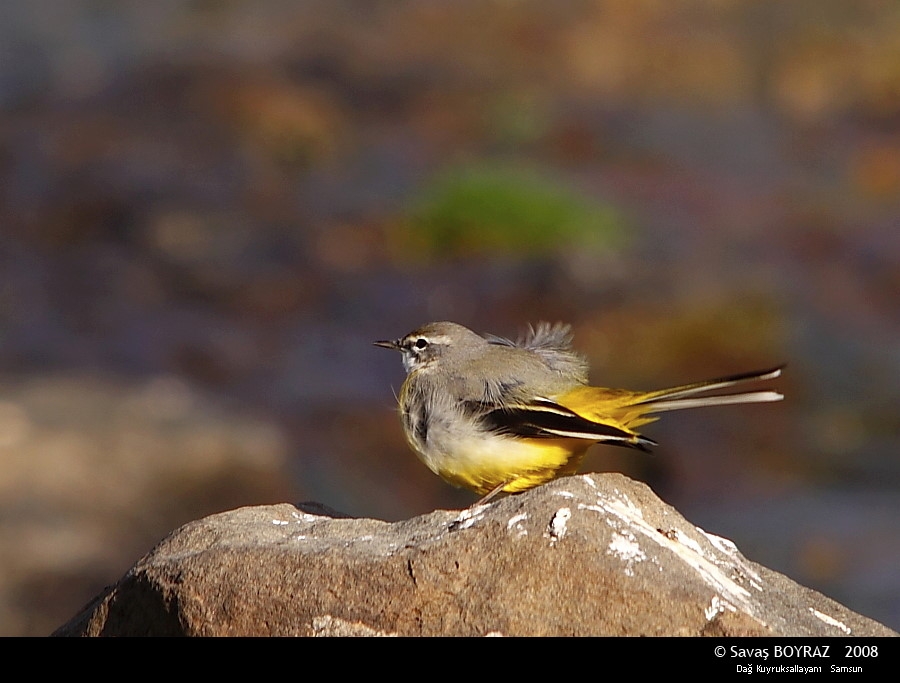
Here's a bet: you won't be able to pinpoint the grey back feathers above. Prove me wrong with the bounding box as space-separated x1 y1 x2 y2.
393 321 589 404
486 321 589 382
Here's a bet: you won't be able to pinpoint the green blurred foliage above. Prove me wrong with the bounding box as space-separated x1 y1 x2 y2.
394 163 627 259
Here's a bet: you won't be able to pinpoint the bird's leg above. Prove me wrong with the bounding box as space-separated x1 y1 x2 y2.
448 480 513 532
473 480 511 507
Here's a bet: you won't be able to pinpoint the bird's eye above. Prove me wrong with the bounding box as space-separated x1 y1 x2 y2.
414 338 428 349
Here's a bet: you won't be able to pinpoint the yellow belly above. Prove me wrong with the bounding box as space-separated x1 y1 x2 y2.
421 435 590 497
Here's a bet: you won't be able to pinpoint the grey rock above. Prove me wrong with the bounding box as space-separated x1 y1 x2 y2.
54 473 897 637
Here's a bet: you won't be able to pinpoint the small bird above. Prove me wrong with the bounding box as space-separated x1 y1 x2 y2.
375 321 783 503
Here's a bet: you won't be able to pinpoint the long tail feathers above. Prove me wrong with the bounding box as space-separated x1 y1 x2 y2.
477 365 783 455
635 366 784 414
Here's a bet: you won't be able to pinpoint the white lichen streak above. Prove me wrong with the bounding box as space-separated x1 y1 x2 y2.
546 507 571 544
553 490 575 499
292 511 323 523
703 531 738 554
705 595 737 621
272 519 289 526
699 528 764 591
578 491 758 615
672 529 703 555
608 531 646 576
453 504 488 530
810 608 852 634
506 511 529 537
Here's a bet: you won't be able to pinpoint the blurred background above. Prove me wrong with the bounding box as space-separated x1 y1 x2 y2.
1 0 898 636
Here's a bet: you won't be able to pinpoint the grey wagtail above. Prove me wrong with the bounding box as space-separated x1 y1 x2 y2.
375 321 783 503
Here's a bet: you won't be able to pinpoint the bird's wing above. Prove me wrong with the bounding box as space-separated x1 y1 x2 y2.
466 396 656 452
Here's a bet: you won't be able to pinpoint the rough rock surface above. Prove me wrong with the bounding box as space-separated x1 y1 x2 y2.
54 473 897 637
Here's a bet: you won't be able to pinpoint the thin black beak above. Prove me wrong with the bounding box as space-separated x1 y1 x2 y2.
373 339 400 350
